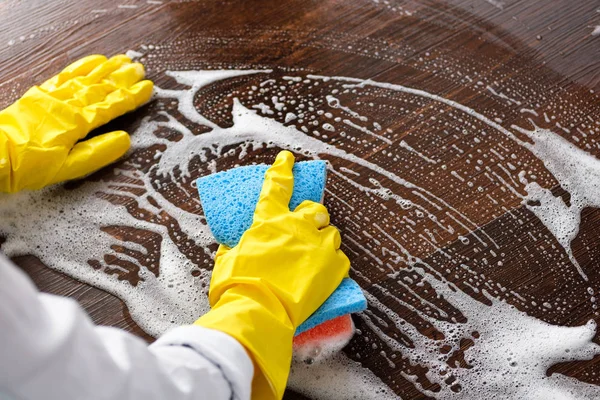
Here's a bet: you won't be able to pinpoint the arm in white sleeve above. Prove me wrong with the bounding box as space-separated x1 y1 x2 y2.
0 254 253 400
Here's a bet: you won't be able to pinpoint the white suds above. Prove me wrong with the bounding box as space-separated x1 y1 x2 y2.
512 124 600 281
126 50 144 60
399 140 437 164
289 353 400 399
2 69 599 399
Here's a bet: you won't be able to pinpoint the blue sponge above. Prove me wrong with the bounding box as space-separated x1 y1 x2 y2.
196 160 367 336
197 161 327 248
296 277 367 334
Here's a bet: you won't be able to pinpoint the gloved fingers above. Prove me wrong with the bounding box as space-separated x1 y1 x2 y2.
320 225 342 250
83 54 133 85
215 244 232 261
60 63 145 105
125 79 154 105
40 55 108 92
43 57 145 104
49 79 97 102
49 130 130 185
74 82 119 107
106 62 146 88
57 82 117 107
254 151 295 220
326 227 351 276
338 250 351 276
83 80 154 131
293 200 330 229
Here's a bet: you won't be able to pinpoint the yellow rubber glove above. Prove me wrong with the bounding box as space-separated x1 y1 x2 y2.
0 54 153 192
195 151 350 399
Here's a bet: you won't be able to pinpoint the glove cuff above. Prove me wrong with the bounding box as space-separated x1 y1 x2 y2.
194 285 295 400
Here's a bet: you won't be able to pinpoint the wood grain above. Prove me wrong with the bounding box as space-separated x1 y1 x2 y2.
0 1 599 398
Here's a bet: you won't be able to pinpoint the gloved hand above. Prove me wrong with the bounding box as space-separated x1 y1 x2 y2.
0 54 153 192
195 151 350 399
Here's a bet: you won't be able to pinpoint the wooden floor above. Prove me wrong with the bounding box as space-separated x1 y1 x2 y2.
1 0 599 398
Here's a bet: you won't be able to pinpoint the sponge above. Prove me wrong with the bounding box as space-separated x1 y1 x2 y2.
295 278 365 334
294 315 355 364
197 161 327 248
196 160 367 337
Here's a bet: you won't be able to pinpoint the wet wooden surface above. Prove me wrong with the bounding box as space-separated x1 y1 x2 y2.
1 1 600 398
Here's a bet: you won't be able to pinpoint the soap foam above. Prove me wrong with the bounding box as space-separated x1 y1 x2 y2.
289 352 401 400
1 68 599 399
514 124 600 281
363 259 600 399
294 315 355 364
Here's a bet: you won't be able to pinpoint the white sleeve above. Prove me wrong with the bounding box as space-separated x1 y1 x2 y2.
0 254 253 400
